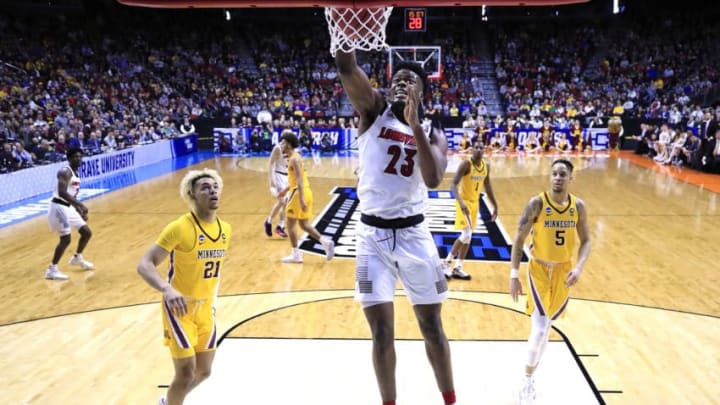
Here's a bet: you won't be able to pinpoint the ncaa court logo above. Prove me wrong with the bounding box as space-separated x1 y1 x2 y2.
299 187 527 263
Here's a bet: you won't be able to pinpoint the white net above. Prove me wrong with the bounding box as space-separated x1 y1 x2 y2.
324 7 394 57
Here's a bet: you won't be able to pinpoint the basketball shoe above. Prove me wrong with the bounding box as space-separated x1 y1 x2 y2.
275 226 288 238
158 396 167 405
452 266 472 280
69 253 93 270
320 236 335 260
442 260 453 280
45 264 69 280
519 376 536 405
264 220 272 237
281 251 303 263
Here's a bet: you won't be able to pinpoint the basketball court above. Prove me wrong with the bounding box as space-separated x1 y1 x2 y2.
186 338 599 404
1 149 719 404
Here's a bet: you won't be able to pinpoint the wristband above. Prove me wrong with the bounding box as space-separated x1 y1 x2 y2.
510 268 519 279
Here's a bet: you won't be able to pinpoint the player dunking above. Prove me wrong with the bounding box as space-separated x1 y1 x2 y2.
46 147 93 280
509 159 591 404
137 168 232 405
336 48 457 405
444 139 498 280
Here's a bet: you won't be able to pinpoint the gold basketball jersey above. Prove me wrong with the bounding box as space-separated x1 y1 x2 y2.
288 151 310 190
156 212 232 300
458 158 487 202
529 192 577 263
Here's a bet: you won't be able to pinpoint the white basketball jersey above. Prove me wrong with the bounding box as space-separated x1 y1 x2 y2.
53 166 80 202
357 107 429 218
272 146 289 174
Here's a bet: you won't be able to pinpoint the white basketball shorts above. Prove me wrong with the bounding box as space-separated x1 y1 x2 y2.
48 200 86 236
355 220 448 306
270 171 289 197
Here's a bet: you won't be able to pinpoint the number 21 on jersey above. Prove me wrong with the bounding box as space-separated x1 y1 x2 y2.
203 261 221 278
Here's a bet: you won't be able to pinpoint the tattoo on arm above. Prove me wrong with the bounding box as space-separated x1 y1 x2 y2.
518 198 540 227
511 198 540 268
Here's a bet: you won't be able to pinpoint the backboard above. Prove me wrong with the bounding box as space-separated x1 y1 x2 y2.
388 46 442 81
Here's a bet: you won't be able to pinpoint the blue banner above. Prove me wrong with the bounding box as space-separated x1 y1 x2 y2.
0 139 175 206
213 126 610 152
213 127 352 152
445 127 610 151
170 133 198 157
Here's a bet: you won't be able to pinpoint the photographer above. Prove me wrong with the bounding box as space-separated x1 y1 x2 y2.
320 132 334 153
298 124 313 153
261 123 273 152
249 128 263 152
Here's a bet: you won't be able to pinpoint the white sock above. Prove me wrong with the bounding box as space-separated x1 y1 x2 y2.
527 311 552 368
455 259 463 268
278 219 285 227
292 247 300 255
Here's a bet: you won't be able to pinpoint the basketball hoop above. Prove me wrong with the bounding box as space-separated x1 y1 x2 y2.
324 7 393 57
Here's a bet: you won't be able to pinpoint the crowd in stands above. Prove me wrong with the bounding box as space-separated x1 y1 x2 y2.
482 10 720 173
1 5 719 175
629 110 720 173
0 11 199 173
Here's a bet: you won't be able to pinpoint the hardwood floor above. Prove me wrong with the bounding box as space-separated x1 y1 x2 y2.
1 151 718 404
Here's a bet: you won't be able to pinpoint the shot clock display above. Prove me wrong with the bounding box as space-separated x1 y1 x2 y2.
404 8 427 32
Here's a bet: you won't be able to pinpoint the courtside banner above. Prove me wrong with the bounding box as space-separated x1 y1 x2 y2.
213 127 353 151
0 140 173 206
171 134 198 157
446 127 610 151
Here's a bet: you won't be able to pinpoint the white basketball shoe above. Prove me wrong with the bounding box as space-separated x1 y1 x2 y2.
281 251 303 263
452 266 472 280
442 260 453 280
45 265 69 280
320 237 335 261
69 253 94 270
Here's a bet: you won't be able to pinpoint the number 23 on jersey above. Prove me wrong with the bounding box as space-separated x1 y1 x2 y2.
384 145 416 177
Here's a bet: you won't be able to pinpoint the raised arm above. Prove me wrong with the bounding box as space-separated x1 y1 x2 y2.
405 89 447 188
335 50 384 131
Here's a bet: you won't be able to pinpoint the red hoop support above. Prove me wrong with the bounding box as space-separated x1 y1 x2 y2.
116 0 589 8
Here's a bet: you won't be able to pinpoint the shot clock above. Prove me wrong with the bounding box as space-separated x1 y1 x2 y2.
404 8 427 32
